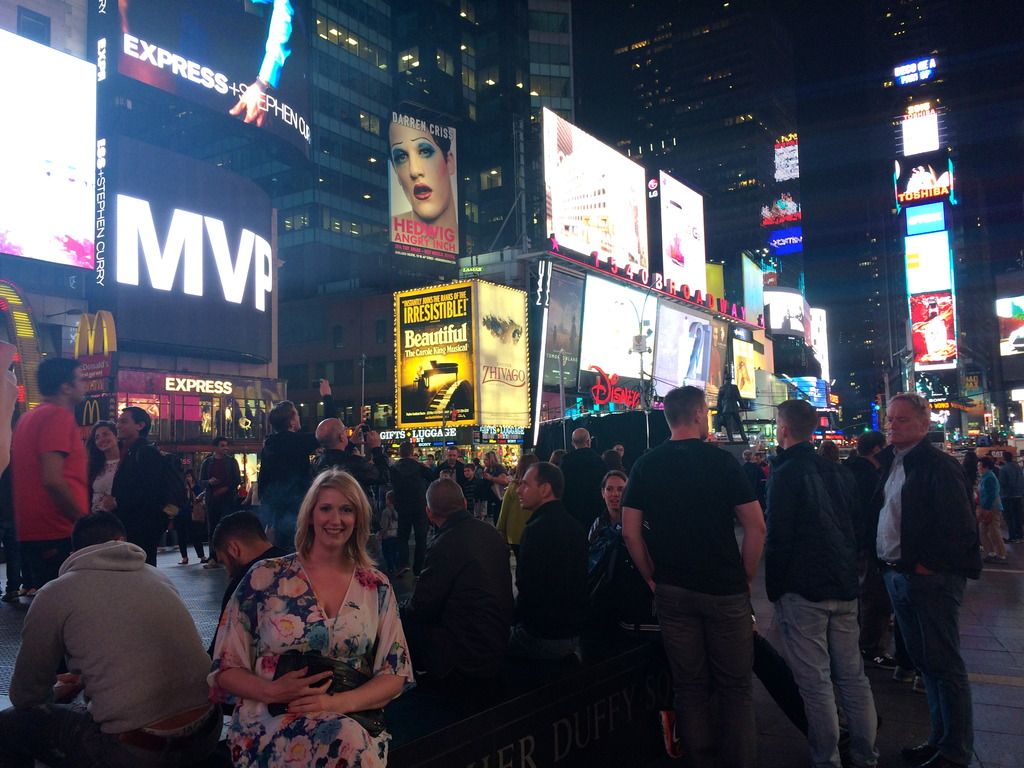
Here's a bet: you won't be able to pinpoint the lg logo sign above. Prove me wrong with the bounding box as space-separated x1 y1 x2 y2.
116 195 273 311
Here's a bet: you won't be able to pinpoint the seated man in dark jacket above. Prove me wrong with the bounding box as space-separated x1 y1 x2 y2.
509 462 587 660
766 399 878 768
401 479 514 685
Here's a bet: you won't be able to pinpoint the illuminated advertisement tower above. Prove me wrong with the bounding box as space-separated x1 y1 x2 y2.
891 56 961 435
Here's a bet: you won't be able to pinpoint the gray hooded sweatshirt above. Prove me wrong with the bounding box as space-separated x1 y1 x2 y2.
10 540 211 733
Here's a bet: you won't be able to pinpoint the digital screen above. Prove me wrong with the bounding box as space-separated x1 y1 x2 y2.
578 275 657 391
789 377 828 409
906 202 946 236
659 171 707 294
96 137 273 361
395 283 475 427
652 301 711 396
0 29 95 268
768 226 803 256
761 193 801 226
543 108 649 270
910 290 957 371
915 370 956 402
732 338 756 400
742 256 765 325
475 282 529 427
905 231 952 294
895 151 953 207
388 111 459 263
894 57 936 86
901 104 940 156
765 288 810 343
774 135 799 182
996 296 1024 357
92 0 312 155
543 271 584 387
809 308 831 383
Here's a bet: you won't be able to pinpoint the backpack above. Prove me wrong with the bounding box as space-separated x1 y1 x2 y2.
158 452 190 517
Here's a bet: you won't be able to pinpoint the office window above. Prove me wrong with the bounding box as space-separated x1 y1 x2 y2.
436 49 455 76
398 47 419 74
17 7 50 45
375 318 388 345
480 167 503 190
332 324 345 349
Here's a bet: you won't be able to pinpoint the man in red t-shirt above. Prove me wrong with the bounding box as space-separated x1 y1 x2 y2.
11 358 88 592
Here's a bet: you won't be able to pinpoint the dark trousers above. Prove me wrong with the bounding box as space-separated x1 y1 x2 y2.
1002 496 1023 540
753 631 807 734
654 583 756 768
858 553 893 654
0 518 21 593
884 569 973 765
176 517 206 560
0 702 220 768
397 508 428 574
19 538 72 590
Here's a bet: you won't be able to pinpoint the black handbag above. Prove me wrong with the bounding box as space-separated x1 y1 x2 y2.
268 650 386 736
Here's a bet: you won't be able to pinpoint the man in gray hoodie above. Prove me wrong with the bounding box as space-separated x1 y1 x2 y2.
0 512 220 767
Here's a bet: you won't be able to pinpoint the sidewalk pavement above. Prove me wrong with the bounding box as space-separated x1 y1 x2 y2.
0 545 1022 767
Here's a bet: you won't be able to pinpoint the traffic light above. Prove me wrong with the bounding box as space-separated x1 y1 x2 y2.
361 405 371 424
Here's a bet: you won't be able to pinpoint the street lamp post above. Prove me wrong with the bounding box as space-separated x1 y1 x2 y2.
558 349 567 449
359 353 367 425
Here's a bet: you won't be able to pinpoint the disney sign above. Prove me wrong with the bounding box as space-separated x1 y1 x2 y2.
590 366 641 409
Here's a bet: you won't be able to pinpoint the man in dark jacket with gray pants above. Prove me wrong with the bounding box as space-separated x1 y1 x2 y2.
766 399 878 768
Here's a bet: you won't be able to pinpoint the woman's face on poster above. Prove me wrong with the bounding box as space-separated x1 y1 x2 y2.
389 123 454 223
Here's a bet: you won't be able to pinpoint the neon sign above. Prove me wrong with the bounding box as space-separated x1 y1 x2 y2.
894 57 936 86
589 366 641 409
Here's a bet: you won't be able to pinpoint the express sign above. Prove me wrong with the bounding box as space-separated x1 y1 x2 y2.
164 376 233 394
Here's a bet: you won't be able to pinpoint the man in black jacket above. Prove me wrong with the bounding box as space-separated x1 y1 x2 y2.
766 399 878 768
509 462 587 660
311 418 388 502
257 400 318 550
873 394 980 768
401 479 513 684
109 407 166 566
390 442 434 575
559 428 607 528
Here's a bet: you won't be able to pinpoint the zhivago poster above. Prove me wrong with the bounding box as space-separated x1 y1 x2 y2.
476 283 530 427
395 283 474 427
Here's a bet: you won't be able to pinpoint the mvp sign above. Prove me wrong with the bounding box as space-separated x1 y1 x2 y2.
96 137 274 362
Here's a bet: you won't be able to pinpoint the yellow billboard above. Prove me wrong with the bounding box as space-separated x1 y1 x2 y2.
732 337 757 400
476 282 530 427
395 283 475 427
394 281 530 429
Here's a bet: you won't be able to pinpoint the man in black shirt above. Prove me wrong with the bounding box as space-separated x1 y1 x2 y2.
560 428 607 529
401 479 514 684
390 442 434 576
509 462 587 660
311 418 389 502
208 511 287 656
623 386 765 768
257 399 319 550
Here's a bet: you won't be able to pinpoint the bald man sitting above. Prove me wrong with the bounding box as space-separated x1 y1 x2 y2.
559 428 608 529
311 417 389 497
401 479 514 687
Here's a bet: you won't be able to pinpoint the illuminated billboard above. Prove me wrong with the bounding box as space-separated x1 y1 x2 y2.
659 172 707 295
765 288 811 343
996 296 1024 357
94 137 273 361
395 283 475 427
91 0 312 155
742 256 765 326
774 134 799 182
475 282 530 427
894 57 936 86
894 152 953 209
910 290 957 371
543 108 649 269
761 193 801 227
906 202 946 236
789 377 829 409
388 111 459 263
0 29 95 268
732 338 756 400
904 231 952 294
768 226 803 256
578 275 657 392
652 302 711 396
809 308 831 383
542 271 584 387
901 102 940 156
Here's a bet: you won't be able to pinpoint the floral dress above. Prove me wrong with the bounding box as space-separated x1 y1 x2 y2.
210 555 414 767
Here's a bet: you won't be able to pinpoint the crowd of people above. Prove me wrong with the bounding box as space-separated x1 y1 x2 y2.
0 355 1002 768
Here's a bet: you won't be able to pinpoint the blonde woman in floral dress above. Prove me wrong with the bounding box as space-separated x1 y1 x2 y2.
210 469 414 767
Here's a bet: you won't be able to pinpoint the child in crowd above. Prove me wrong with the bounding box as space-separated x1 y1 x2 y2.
379 490 400 573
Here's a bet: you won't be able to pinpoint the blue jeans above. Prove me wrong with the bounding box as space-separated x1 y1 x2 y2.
884 569 973 765
774 593 879 768
655 583 755 768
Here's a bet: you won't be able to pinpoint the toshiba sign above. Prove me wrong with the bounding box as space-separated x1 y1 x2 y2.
164 376 233 394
